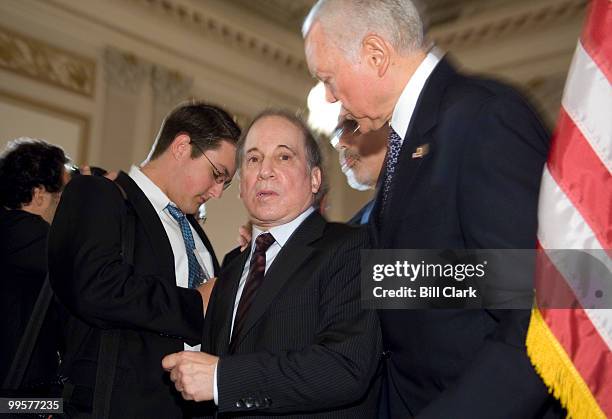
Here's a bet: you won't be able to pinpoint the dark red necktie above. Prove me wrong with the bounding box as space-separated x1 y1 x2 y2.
230 232 275 350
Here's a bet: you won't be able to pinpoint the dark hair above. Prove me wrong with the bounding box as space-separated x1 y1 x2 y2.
236 109 327 206
149 101 241 160
0 138 69 209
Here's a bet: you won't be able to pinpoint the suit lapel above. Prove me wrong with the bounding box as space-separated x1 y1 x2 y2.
230 211 326 349
372 57 459 244
213 249 249 354
115 172 175 282
188 216 220 275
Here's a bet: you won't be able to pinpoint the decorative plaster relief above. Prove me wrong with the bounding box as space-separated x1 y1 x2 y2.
103 47 150 94
151 65 193 105
117 0 308 75
431 0 586 49
0 25 96 97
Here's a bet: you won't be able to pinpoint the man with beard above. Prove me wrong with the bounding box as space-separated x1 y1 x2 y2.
330 117 388 224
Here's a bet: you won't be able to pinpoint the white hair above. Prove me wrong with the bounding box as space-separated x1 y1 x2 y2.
302 0 424 59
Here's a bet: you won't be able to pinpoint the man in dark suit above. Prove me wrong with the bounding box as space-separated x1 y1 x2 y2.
48 102 240 417
304 1 561 418
163 110 381 418
0 139 68 393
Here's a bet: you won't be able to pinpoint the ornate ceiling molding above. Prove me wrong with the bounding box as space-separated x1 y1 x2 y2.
0 25 96 97
116 0 308 75
431 0 587 49
103 46 193 104
151 64 193 106
103 47 150 93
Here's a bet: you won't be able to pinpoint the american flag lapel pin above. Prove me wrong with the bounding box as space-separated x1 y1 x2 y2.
412 143 430 159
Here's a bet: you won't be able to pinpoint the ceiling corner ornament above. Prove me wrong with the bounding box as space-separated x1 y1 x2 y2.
103 47 150 93
0 25 96 97
151 65 193 105
432 0 587 49
117 0 308 76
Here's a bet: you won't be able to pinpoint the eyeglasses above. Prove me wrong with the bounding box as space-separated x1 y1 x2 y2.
330 119 360 148
190 140 232 190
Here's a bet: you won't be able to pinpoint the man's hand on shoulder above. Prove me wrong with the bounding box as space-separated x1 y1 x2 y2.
162 351 218 401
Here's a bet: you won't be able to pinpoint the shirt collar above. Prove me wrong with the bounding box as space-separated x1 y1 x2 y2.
390 50 442 140
250 206 315 251
128 165 173 214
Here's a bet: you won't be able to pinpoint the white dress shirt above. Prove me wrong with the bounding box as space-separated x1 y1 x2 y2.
128 165 213 352
213 206 315 404
390 50 442 142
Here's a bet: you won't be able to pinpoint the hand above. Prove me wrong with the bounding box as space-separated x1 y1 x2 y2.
197 277 217 313
79 165 92 175
162 351 218 401
104 171 118 181
237 221 252 251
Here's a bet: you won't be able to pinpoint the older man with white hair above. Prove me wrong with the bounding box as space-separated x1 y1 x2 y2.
303 1 562 418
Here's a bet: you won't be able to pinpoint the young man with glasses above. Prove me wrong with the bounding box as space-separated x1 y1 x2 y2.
48 101 241 418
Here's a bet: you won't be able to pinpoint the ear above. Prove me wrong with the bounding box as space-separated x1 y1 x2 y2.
361 34 390 78
310 166 322 194
31 186 46 207
170 133 192 160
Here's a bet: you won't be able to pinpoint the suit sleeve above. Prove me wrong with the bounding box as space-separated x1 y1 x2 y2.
48 176 203 343
418 94 551 418
216 229 382 413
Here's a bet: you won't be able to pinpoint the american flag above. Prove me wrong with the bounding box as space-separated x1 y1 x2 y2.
525 0 612 417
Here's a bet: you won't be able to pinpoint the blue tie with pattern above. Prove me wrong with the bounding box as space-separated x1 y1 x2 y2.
382 127 403 207
166 204 206 289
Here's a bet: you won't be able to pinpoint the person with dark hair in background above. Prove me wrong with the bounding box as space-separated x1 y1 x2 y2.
303 0 560 418
163 110 381 418
0 138 69 394
48 101 241 418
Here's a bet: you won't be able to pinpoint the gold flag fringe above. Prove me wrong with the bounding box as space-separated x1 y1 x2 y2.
526 308 606 419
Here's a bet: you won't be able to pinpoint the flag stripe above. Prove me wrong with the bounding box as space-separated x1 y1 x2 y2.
542 307 612 416
580 0 612 83
537 169 612 348
539 245 612 350
546 108 612 250
537 167 604 251
561 42 612 174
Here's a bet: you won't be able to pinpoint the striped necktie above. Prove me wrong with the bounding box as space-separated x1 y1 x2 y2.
230 232 276 351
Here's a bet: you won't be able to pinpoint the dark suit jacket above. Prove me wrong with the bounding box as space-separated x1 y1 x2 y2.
202 211 381 418
48 172 218 418
371 58 561 418
0 208 59 391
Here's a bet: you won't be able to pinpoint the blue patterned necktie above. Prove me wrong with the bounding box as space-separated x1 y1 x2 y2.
166 204 206 289
382 127 403 206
